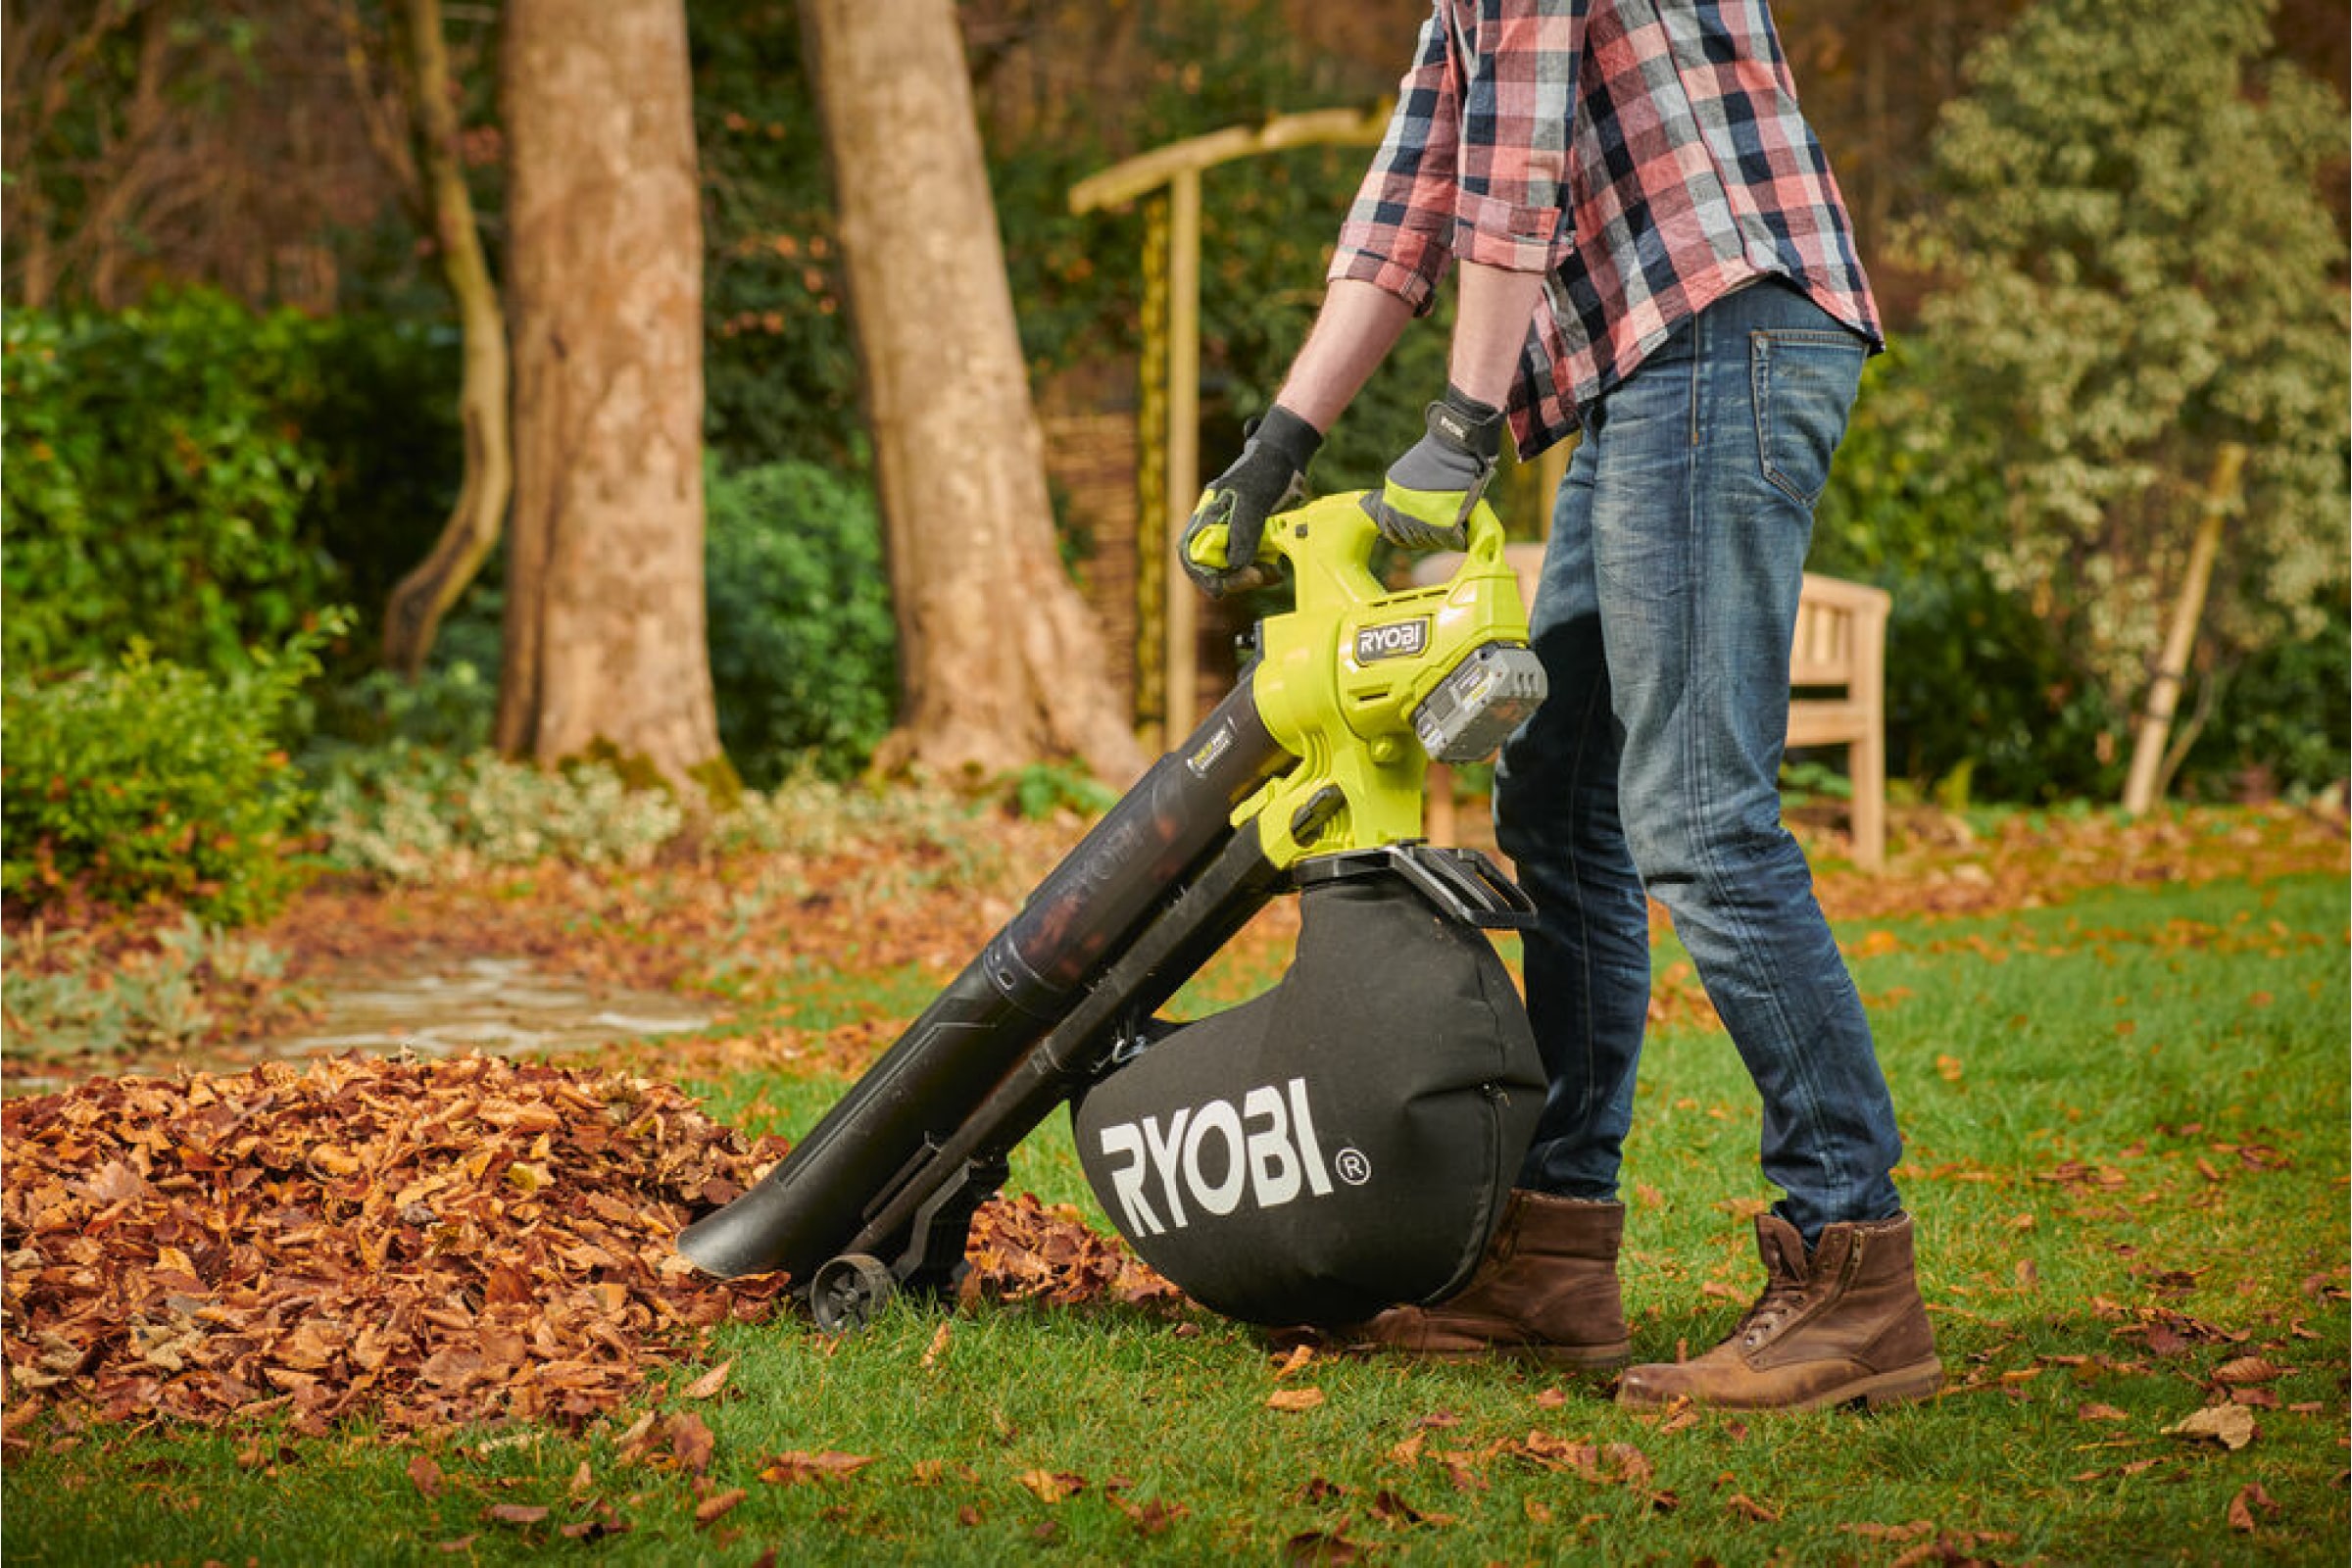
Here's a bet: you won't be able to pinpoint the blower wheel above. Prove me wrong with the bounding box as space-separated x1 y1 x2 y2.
808 1252 896 1334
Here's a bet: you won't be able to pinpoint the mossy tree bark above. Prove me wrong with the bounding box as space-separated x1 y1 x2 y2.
495 0 728 797
803 0 1146 787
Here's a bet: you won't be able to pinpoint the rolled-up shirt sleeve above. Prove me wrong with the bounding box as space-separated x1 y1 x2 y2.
1329 1 1584 307
1453 0 1582 270
1328 7 1460 314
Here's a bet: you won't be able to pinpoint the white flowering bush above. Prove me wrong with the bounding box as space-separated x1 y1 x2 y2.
1908 0 2348 710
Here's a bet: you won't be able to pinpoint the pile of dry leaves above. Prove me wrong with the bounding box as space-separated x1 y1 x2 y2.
1 1053 1176 1436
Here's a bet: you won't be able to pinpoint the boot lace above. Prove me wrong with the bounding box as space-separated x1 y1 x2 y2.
1735 1271 1810 1350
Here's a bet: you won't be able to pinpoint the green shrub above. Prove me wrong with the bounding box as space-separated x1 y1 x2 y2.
1006 760 1121 822
2175 591 2351 800
311 750 686 885
1 293 468 689
2 618 344 924
303 658 498 765
2 915 291 1061
1 293 338 679
705 459 898 784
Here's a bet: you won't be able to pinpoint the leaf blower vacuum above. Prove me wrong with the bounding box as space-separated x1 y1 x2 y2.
678 492 1550 1333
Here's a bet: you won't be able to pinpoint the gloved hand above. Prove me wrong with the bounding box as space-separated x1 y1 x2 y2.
1365 385 1504 552
1181 405 1322 597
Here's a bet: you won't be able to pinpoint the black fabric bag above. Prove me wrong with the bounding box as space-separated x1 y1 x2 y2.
1072 873 1543 1326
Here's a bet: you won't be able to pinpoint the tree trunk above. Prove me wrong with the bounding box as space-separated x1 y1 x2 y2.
382 0 511 678
2121 443 2247 814
803 0 1145 787
496 0 726 797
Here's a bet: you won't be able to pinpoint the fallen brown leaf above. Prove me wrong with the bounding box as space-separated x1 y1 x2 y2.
2228 1481 2278 1533
1108 1492 1188 1536
694 1488 748 1528
666 1411 716 1475
481 1503 549 1527
683 1360 733 1400
758 1450 876 1485
1372 1488 1453 1528
1266 1388 1326 1413
407 1453 445 1498
2166 1404 2258 1450
1014 1469 1085 1503
560 1502 630 1542
1285 1529 1367 1564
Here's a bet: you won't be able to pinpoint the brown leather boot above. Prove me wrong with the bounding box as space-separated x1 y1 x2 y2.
1348 1191 1629 1368
1616 1211 1940 1410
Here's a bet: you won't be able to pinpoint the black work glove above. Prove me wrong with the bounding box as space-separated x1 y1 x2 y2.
1364 385 1504 552
1181 405 1323 598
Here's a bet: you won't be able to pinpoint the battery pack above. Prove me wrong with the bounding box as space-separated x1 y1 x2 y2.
1411 640 1547 763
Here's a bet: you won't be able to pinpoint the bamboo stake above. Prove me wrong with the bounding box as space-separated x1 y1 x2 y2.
2121 443 2248 814
1164 166 1202 739
1133 192 1170 752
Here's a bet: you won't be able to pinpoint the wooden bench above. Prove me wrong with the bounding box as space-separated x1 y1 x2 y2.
1416 544 1891 871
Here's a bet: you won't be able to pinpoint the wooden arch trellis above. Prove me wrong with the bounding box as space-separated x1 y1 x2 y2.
1069 105 1391 748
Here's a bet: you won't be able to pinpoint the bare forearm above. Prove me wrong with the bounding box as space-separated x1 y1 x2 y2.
1274 279 1416 432
1447 261 1547 409
1275 261 1543 433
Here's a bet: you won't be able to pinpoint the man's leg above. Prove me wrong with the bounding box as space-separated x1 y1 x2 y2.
1580 278 1933 1408
1494 433 1654 1201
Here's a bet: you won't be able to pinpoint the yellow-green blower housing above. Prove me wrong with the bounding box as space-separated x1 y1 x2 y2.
1219 492 1547 868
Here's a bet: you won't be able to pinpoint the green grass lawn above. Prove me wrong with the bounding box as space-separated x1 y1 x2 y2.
6 870 2345 1565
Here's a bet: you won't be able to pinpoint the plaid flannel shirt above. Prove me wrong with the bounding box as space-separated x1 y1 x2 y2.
1330 0 1882 454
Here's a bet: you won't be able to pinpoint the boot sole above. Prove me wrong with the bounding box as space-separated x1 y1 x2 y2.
1520 1339 1632 1372
1831 1359 1946 1411
1616 1357 1944 1411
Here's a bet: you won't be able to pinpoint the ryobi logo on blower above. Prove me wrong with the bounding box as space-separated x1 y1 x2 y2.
1354 617 1430 664
1094 1077 1367 1237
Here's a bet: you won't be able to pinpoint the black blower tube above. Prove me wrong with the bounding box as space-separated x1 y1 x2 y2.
677 676 1292 1282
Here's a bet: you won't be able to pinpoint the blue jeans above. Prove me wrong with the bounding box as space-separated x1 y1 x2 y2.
1493 278 1904 1244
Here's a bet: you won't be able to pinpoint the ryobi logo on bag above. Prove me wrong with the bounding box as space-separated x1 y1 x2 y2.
1354 617 1430 663
1094 1077 1367 1237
